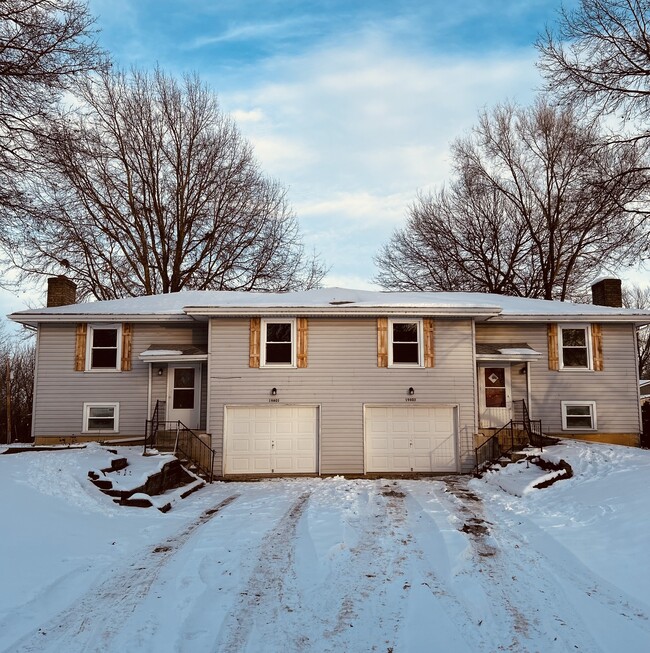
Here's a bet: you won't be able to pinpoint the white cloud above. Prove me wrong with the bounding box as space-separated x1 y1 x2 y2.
230 108 265 123
214 32 540 284
188 17 310 48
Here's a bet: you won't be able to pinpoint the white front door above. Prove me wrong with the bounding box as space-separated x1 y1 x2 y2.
167 364 201 429
478 365 512 428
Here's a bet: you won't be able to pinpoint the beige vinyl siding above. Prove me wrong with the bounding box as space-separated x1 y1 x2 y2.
510 362 528 403
208 317 477 474
33 322 207 438
476 322 640 435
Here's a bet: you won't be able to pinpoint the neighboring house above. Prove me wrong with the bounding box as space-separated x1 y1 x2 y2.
9 277 650 476
641 381 650 406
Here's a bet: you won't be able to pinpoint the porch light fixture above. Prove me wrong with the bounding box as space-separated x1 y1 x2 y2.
157 368 163 376
271 387 277 396
408 387 415 395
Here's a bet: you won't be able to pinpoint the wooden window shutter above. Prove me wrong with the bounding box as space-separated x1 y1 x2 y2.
249 318 261 368
377 318 388 367
547 323 559 371
423 318 435 368
74 323 87 371
591 323 604 371
121 323 133 371
297 318 308 368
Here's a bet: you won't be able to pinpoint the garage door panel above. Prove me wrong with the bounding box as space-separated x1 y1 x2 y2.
225 406 318 475
366 405 457 473
392 438 411 452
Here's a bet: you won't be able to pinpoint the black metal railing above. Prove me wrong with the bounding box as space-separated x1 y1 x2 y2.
144 400 164 451
474 399 546 474
144 401 215 483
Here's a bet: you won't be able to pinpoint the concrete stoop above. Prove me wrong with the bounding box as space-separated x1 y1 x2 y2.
88 456 205 512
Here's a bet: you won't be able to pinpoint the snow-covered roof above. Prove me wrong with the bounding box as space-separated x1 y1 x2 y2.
138 344 208 362
8 287 650 326
475 343 542 361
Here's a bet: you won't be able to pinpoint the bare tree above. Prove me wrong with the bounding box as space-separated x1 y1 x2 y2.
623 284 650 378
3 68 325 299
0 0 104 208
0 335 35 443
538 0 650 138
376 100 648 299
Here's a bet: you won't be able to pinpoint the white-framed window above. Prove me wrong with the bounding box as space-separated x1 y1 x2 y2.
83 402 120 433
559 324 592 370
261 319 296 367
389 319 423 366
561 401 597 430
87 324 122 370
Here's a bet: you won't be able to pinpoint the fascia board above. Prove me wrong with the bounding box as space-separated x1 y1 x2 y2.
183 306 502 319
8 313 196 326
489 315 650 324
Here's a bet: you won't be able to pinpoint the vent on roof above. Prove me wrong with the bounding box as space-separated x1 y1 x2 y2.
329 300 355 305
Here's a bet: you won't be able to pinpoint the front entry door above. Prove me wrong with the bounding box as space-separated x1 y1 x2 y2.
479 365 512 428
167 364 201 429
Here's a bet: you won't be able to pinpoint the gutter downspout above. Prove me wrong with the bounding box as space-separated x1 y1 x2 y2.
147 362 152 420
526 361 532 419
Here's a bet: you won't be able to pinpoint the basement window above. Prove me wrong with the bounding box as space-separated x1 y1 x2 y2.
561 402 597 430
83 403 119 433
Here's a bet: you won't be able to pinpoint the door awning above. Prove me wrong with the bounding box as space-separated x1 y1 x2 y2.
138 344 208 363
475 342 541 362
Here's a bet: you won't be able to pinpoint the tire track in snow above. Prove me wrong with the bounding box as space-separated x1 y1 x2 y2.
440 477 612 652
214 481 416 653
295 481 417 653
4 494 240 653
215 491 312 653
479 488 650 643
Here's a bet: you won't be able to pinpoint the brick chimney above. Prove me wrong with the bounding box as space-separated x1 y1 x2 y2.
591 277 622 308
47 276 77 307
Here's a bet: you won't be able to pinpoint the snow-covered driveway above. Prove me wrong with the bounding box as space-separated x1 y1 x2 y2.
1 443 650 652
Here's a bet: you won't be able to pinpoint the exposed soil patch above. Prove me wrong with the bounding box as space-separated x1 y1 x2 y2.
460 519 490 537
528 456 573 489
381 489 406 498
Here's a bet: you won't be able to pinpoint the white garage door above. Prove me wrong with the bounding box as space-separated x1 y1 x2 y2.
224 405 318 474
365 405 457 473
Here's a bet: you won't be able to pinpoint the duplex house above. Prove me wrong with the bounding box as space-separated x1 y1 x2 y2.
9 277 649 476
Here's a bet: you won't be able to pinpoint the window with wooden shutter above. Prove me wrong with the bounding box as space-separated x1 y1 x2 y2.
121 323 133 371
249 318 261 368
297 318 308 368
377 318 388 367
423 318 435 368
75 323 87 371
591 323 603 371
547 323 559 371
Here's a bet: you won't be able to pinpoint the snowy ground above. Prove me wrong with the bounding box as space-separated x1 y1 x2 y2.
1 441 649 652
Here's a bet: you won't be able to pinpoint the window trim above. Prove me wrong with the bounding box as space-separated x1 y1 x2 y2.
261 318 296 368
561 401 597 431
559 324 593 371
388 318 423 367
82 402 120 433
86 323 122 371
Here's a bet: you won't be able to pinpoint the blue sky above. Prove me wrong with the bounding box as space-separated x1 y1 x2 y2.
1 0 572 319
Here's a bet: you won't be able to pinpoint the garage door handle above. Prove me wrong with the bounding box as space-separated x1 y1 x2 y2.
271 440 275 449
